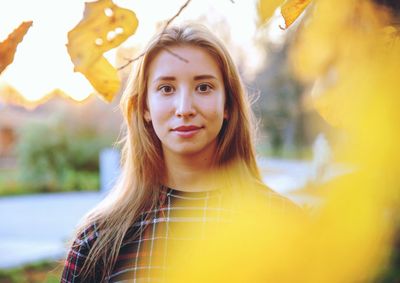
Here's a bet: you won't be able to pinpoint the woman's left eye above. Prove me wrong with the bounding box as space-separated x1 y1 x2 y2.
196 83 212 93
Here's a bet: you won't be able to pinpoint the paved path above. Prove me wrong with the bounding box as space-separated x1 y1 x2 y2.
0 192 105 268
0 159 322 269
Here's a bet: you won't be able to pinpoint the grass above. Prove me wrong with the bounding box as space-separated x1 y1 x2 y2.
0 169 27 197
0 261 63 283
0 168 99 197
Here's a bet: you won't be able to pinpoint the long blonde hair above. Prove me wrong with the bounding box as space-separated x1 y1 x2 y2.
74 23 261 280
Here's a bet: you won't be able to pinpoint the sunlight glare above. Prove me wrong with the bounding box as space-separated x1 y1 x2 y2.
0 0 263 102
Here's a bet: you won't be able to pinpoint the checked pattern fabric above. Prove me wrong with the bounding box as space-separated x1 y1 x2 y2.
61 185 298 282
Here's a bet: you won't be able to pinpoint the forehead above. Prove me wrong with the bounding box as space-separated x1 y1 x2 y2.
147 45 223 81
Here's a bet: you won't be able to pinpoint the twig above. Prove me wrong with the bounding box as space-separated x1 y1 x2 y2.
162 0 192 34
117 52 145 70
117 0 192 71
164 47 189 63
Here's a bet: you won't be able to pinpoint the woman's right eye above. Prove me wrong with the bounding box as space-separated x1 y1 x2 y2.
158 85 174 95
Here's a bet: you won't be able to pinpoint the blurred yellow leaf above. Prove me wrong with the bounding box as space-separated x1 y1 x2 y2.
0 21 32 74
257 0 283 24
67 0 138 102
281 0 312 28
83 56 120 100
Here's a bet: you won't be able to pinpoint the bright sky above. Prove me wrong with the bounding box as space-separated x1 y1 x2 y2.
0 0 285 102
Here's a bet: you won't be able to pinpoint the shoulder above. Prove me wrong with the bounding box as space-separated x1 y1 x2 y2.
74 223 100 250
246 180 304 214
61 223 99 283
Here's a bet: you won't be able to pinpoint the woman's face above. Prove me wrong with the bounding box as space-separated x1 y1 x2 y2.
145 45 227 160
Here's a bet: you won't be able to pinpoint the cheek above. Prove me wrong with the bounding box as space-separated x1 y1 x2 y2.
148 101 170 134
152 104 171 120
210 109 224 120
147 96 164 119
206 106 225 131
210 98 226 120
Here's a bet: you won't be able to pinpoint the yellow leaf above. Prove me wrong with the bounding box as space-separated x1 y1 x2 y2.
281 0 312 29
83 57 120 102
0 21 32 74
67 0 138 102
257 0 283 24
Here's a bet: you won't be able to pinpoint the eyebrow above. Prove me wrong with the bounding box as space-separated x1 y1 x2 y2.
194 75 217 81
152 76 175 84
152 74 217 84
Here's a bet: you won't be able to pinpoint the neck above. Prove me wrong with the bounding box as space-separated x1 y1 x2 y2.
163 149 218 192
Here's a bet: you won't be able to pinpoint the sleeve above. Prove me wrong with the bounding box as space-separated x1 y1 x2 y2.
61 223 99 283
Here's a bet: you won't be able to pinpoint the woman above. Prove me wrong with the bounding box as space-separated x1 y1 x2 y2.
61 23 297 282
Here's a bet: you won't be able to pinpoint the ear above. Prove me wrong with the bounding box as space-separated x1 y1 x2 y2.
144 110 151 122
224 109 229 120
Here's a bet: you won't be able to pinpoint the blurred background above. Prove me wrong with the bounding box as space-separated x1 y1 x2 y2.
0 0 332 197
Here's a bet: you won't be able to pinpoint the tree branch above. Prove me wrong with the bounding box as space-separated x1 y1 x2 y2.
162 0 192 34
117 0 192 71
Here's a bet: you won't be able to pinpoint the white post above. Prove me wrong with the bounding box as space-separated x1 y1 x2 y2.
99 148 121 193
310 133 331 184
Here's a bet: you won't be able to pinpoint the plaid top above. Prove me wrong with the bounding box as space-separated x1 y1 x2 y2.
61 185 298 282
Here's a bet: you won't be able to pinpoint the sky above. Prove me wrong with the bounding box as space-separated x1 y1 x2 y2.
0 0 285 102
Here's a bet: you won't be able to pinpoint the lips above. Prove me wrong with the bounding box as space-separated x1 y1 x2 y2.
172 125 202 132
171 125 203 138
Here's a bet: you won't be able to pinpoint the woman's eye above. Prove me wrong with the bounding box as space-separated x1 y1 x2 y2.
197 83 212 93
159 85 174 94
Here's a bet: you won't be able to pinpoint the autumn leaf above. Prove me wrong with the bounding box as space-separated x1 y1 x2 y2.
82 56 120 101
257 0 312 28
67 0 138 102
0 21 32 75
257 0 283 24
281 0 312 28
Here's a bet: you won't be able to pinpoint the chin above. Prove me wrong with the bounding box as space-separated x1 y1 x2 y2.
165 144 210 157
171 147 203 156
163 140 218 159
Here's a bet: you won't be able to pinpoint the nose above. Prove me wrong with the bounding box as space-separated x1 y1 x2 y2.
175 90 196 118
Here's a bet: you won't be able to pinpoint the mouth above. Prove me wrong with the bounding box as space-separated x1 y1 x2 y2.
171 125 203 138
172 125 203 132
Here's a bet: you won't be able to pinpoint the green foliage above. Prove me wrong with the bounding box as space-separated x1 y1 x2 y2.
0 260 62 283
14 119 112 193
0 169 26 196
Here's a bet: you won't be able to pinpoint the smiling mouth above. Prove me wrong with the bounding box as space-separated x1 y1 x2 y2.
171 125 203 137
172 125 203 132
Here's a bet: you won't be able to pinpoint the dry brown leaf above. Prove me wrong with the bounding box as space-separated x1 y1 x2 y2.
281 0 312 29
0 21 33 74
67 0 138 102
